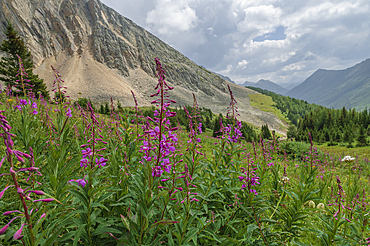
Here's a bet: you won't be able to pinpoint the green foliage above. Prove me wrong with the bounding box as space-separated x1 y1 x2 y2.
261 124 272 140
246 86 323 126
357 126 367 147
212 114 223 137
0 21 48 97
0 92 369 245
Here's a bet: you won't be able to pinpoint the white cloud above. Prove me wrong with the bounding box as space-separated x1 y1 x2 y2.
237 59 248 69
282 63 305 71
237 5 282 37
219 64 233 74
146 0 198 35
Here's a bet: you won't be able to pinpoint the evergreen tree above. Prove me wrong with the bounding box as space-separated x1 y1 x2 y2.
357 125 367 147
261 124 272 140
212 114 223 137
0 21 48 97
100 104 105 114
104 102 110 115
287 125 297 139
117 100 123 113
205 116 211 129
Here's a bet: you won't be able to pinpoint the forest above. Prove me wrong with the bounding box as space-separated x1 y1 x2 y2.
247 86 370 147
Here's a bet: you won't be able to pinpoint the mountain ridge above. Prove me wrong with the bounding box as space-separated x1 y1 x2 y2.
240 79 288 95
286 58 370 110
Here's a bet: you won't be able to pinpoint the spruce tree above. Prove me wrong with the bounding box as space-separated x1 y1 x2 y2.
212 114 223 137
357 125 367 147
261 124 272 140
0 21 48 97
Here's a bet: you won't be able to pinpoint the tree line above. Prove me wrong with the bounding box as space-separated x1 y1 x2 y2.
246 86 370 147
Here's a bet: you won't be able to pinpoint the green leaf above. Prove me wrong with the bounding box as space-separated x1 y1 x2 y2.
220 235 239 243
183 227 198 244
69 189 89 208
43 228 64 246
73 224 86 246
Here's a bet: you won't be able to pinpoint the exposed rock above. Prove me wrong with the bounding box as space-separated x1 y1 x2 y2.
0 0 287 135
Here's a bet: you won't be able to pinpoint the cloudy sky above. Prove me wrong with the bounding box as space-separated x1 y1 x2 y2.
100 0 370 85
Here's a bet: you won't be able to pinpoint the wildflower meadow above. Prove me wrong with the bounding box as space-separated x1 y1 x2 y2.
0 58 369 245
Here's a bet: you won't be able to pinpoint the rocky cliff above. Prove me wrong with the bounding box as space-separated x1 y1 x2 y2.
0 0 287 134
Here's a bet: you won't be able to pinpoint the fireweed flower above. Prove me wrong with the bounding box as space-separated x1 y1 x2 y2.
139 58 178 178
66 107 72 117
68 178 87 188
79 102 108 171
239 154 260 195
328 176 348 221
0 111 47 243
225 85 242 143
20 99 27 105
15 55 33 96
95 157 108 168
51 65 70 105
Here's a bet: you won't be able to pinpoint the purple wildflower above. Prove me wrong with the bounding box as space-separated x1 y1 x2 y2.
66 107 72 117
140 58 178 178
95 157 108 168
68 178 87 188
19 99 27 105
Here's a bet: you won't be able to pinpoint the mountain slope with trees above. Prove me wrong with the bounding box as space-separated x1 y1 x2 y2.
249 86 370 147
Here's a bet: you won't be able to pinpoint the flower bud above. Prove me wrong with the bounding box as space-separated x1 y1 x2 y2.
33 198 54 203
0 185 14 199
0 224 9 235
13 223 26 240
27 190 45 195
3 210 21 216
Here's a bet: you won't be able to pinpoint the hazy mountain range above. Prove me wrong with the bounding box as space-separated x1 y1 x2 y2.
286 59 370 110
240 79 289 95
235 58 370 111
0 0 287 133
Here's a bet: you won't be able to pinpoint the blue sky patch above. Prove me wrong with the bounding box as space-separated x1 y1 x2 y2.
253 26 286 42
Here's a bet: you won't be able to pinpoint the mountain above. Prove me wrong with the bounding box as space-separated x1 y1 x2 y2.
286 59 370 110
213 72 235 84
240 79 288 95
280 82 301 90
0 0 287 134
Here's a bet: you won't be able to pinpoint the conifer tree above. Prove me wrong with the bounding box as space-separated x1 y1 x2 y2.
104 102 110 115
287 125 297 139
0 21 48 97
261 124 272 140
357 125 367 147
212 114 223 137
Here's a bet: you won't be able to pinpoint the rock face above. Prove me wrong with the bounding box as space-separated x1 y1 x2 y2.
0 0 287 134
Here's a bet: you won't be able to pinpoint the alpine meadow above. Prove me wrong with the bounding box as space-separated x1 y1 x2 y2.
1 0 370 245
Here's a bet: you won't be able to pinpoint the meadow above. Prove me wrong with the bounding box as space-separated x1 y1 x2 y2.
0 58 369 245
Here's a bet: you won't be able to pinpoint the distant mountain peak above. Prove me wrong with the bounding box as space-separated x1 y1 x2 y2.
286 58 370 110
240 79 288 95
